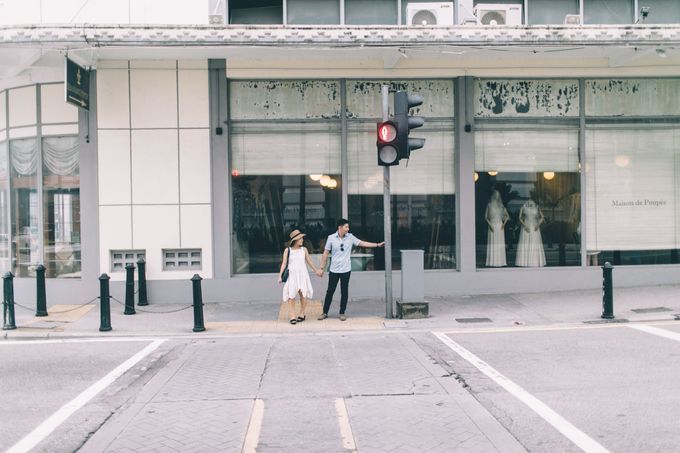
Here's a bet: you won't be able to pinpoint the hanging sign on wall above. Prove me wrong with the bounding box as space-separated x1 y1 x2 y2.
65 58 90 111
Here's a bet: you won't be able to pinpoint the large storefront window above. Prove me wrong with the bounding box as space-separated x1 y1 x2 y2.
10 138 39 277
585 79 680 266
4 84 80 277
346 80 455 270
230 81 342 274
0 141 9 273
474 79 581 268
585 125 680 265
42 136 80 277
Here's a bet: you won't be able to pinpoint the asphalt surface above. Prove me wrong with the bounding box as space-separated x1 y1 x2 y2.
4 284 680 452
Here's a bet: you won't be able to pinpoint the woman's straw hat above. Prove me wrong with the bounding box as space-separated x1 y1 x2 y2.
288 229 306 243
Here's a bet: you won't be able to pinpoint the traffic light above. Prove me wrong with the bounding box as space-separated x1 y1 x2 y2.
377 120 399 166
394 91 425 161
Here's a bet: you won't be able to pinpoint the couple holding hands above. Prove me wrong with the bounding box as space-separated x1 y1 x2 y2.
277 218 384 325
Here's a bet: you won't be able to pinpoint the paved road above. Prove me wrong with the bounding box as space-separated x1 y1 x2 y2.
4 321 680 452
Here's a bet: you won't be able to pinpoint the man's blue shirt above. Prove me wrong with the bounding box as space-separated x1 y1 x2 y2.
325 232 361 273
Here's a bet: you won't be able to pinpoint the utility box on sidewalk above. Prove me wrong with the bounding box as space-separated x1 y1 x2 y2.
398 250 428 319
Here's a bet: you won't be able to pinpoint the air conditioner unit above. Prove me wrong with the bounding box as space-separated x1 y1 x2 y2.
563 14 581 25
474 4 522 26
407 2 455 26
208 14 225 25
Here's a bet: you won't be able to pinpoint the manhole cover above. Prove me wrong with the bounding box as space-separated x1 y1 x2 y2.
631 306 672 314
455 317 492 323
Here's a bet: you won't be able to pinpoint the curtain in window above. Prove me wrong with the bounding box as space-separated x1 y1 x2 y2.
231 123 341 176
475 128 579 172
585 125 680 251
43 136 79 176
348 121 455 195
10 138 38 176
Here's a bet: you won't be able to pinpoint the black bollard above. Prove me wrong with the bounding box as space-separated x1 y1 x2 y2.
137 258 148 306
35 264 48 317
601 261 614 319
191 274 205 332
99 273 112 332
124 263 136 315
3 271 16 330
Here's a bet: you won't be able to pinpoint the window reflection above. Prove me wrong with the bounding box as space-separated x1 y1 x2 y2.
349 194 456 270
43 136 80 278
232 174 341 274
10 138 39 277
0 141 9 274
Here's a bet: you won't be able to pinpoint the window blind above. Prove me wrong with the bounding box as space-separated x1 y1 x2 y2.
475 129 579 172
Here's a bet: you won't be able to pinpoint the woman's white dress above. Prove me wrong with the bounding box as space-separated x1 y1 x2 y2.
282 248 313 301
515 204 546 267
485 204 507 267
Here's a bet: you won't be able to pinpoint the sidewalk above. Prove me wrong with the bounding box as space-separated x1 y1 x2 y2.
3 283 680 339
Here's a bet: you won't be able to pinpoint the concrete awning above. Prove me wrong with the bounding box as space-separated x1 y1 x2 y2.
1 24 680 87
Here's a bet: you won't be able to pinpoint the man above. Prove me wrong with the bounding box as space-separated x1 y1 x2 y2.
317 218 384 321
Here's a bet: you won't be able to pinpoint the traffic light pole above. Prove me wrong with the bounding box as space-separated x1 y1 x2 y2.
381 85 393 319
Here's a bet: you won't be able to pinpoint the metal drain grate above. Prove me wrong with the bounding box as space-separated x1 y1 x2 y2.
455 317 492 323
631 306 672 314
583 318 629 324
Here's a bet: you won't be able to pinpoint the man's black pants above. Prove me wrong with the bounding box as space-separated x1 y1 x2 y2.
323 271 351 315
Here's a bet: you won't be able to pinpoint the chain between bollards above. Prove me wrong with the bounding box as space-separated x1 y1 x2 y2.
137 258 148 306
601 261 614 319
99 273 112 331
35 264 48 317
191 274 205 332
124 263 136 315
3 272 16 330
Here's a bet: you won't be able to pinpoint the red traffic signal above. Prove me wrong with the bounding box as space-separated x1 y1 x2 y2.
377 121 399 166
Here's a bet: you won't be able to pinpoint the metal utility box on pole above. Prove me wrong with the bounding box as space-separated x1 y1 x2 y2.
397 250 429 319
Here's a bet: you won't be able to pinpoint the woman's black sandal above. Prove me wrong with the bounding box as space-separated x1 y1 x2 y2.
297 315 306 323
289 319 297 324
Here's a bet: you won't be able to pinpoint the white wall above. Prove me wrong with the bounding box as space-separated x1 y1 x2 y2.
0 0 209 25
96 60 212 280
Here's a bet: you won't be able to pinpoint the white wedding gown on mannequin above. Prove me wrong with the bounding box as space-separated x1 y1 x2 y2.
486 202 507 267
515 201 546 267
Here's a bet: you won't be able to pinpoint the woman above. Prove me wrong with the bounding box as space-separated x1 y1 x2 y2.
278 229 321 324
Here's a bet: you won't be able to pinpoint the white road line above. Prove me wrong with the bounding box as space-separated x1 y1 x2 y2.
6 339 166 453
335 398 357 452
432 332 610 453
0 337 162 346
628 324 680 341
242 399 265 453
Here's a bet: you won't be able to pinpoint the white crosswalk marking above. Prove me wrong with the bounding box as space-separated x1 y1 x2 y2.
628 324 680 342
433 331 611 453
242 399 264 453
6 339 165 453
335 398 357 452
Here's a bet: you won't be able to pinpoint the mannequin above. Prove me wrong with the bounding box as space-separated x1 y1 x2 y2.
485 190 509 267
515 199 546 267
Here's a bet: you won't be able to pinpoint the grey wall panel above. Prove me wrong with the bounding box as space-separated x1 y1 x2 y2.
79 70 100 292
209 59 230 279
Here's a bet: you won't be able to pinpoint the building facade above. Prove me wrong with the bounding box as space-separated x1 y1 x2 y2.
1 0 680 303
